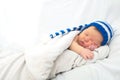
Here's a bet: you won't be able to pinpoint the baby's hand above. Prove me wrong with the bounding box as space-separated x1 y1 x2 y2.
80 48 94 60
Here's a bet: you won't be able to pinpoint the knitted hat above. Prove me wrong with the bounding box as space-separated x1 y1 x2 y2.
50 21 113 45
84 21 113 45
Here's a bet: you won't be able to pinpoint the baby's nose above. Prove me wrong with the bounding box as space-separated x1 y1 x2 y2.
85 37 91 43
87 40 93 44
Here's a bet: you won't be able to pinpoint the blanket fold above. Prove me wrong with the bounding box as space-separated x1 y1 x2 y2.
25 31 79 80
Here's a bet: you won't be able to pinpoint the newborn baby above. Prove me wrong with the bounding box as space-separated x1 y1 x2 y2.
48 21 113 79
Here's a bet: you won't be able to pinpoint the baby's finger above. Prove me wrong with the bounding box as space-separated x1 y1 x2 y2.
82 55 88 60
87 53 94 59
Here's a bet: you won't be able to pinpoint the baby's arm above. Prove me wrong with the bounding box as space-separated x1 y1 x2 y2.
69 41 94 60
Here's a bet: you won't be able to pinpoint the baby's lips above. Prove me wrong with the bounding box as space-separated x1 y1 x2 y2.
88 45 97 51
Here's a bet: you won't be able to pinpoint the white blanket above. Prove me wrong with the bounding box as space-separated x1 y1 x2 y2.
0 31 109 80
49 45 109 79
0 31 77 80
25 31 78 80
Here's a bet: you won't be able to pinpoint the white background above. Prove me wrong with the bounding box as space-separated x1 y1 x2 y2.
0 0 48 48
0 0 120 49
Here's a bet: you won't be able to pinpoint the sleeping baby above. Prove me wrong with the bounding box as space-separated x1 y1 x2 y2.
48 21 113 79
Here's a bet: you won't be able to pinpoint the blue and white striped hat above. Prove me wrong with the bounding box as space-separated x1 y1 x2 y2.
50 25 85 38
50 21 113 45
84 21 113 45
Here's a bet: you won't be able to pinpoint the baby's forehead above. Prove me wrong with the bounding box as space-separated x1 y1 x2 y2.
88 26 98 30
85 26 99 32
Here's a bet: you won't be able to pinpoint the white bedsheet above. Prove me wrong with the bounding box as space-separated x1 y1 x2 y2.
49 45 109 79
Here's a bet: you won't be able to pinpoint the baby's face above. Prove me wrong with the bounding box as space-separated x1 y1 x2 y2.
77 26 103 50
